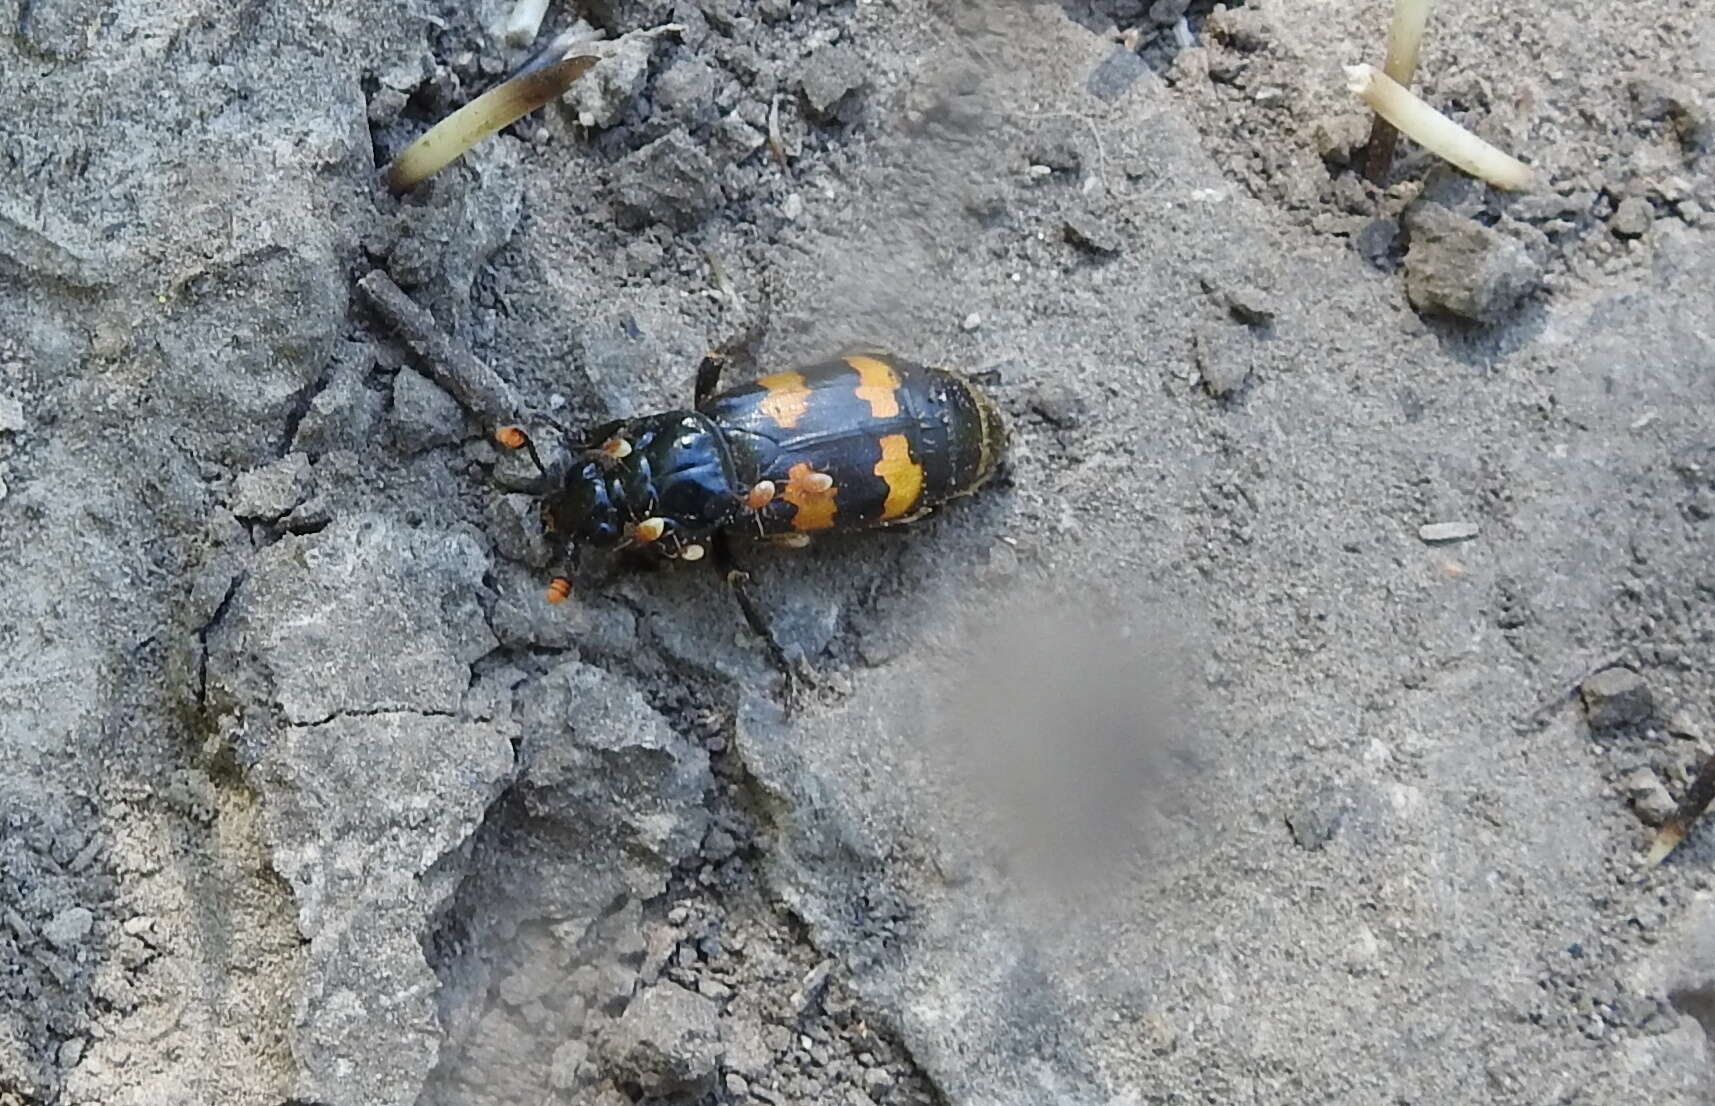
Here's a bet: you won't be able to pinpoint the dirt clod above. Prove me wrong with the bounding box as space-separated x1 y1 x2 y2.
1581 668 1654 731
597 981 722 1096
1403 203 1542 323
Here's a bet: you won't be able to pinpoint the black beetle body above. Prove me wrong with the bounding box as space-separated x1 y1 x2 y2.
540 353 1006 560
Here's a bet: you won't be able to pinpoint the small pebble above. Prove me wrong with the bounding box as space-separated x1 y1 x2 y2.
121 915 156 937
1086 46 1151 103
782 193 804 221
960 312 983 332
724 1073 749 1097
1222 284 1277 326
1620 767 1676 827
1418 521 1479 544
1403 203 1540 323
1027 164 1053 179
43 907 94 950
0 395 22 434
57 1037 85 1068
1581 667 1654 731
232 453 314 521
1062 212 1122 255
1666 710 1705 740
1610 196 1654 238
1285 787 1346 850
702 827 737 861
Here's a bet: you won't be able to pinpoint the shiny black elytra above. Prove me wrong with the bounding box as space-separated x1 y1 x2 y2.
507 351 1007 677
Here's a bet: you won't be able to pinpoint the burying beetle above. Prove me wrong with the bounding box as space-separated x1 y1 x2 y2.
499 349 1008 676
356 271 1007 682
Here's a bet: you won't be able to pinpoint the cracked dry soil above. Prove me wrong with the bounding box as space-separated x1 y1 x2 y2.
4 1 1715 1104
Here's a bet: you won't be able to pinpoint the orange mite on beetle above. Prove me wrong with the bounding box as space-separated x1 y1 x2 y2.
497 351 1008 676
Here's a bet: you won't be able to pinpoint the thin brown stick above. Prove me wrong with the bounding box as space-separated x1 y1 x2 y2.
355 270 521 425
1359 0 1433 185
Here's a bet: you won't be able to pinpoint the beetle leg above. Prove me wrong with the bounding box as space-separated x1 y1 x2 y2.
711 531 810 696
694 352 727 409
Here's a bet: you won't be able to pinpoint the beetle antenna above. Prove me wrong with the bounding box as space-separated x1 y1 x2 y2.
495 425 548 475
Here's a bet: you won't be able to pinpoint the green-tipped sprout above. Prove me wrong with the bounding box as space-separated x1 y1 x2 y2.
384 52 598 193
1345 65 1535 191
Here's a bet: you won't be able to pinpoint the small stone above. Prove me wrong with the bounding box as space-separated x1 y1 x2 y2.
1580 667 1654 731
800 45 866 122
598 982 722 1096
283 495 333 533
713 110 767 163
565 31 655 129
1086 46 1150 103
1666 711 1704 740
1354 217 1401 269
654 57 722 128
1204 4 1272 50
615 129 723 230
121 915 156 938
862 1067 896 1095
1418 521 1479 544
57 1037 84 1068
368 86 408 126
782 193 804 221
725 1073 749 1097
232 453 314 521
1062 212 1121 255
0 394 23 434
702 827 737 861
1193 326 1253 398
1285 788 1346 850
1402 203 1541 323
1620 767 1676 827
1610 196 1654 238
960 312 982 332
390 368 466 453
43 906 94 950
697 977 732 1002
1221 284 1277 326
792 959 834 1014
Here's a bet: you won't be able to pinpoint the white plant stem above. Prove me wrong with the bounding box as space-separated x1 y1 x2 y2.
1345 65 1535 191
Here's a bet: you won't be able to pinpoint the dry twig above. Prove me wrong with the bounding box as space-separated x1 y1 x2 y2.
356 270 521 425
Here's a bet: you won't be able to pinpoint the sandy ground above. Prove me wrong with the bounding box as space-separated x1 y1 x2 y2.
3 0 1714 1104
